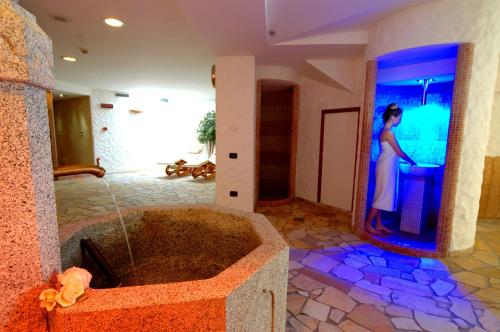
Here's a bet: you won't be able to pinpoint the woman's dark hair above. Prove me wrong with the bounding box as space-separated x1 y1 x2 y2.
382 103 403 123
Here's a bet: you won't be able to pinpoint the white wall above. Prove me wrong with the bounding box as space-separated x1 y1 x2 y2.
215 56 256 211
487 59 500 157
365 0 500 252
255 62 364 203
55 80 92 96
296 61 364 202
90 90 214 173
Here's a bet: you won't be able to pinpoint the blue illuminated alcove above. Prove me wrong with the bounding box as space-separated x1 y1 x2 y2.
371 80 453 165
366 44 459 250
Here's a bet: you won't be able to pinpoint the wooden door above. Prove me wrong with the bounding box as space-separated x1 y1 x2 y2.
54 96 94 166
255 82 299 206
318 108 359 211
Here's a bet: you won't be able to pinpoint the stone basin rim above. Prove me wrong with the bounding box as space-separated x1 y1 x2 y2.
57 204 288 313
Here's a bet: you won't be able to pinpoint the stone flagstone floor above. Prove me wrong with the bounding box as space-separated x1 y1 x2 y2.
257 202 500 332
55 166 215 225
55 171 499 331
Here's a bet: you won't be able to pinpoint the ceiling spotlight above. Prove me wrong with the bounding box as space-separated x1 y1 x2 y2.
61 56 77 62
104 18 124 27
59 93 64 98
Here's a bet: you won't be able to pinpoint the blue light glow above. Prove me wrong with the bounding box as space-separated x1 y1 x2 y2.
371 81 453 165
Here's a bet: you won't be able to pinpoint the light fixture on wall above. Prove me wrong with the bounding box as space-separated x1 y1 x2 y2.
61 56 77 62
104 17 124 27
100 103 114 109
211 65 216 88
49 14 71 23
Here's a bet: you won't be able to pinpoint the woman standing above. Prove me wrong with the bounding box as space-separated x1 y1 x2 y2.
366 103 416 235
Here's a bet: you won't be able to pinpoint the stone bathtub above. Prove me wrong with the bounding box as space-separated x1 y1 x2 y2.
53 205 289 331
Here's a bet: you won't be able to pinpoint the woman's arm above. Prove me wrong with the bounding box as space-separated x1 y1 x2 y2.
383 131 417 165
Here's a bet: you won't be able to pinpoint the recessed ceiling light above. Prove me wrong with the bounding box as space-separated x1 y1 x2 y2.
61 56 77 62
104 18 124 27
59 93 64 98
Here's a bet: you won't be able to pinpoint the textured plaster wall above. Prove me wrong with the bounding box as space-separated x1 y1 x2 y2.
215 56 256 212
90 90 214 173
365 0 500 251
296 61 364 202
486 60 500 156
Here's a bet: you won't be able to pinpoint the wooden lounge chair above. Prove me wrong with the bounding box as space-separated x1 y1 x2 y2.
165 145 205 177
165 159 192 177
186 154 216 179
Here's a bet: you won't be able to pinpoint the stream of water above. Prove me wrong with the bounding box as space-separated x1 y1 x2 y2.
102 178 137 278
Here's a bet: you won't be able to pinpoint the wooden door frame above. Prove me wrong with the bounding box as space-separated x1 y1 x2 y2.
317 107 360 211
254 81 299 209
46 91 59 168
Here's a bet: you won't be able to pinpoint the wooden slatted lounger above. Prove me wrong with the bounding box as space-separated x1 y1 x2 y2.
186 156 216 179
165 159 192 177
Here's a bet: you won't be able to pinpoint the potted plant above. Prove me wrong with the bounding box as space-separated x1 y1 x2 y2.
197 110 216 157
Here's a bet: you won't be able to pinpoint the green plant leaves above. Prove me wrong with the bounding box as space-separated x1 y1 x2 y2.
197 110 216 144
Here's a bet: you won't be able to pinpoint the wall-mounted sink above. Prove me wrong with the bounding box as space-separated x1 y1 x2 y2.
400 162 440 177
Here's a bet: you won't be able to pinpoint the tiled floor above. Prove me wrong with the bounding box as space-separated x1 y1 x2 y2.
55 166 215 225
55 171 500 332
257 202 500 332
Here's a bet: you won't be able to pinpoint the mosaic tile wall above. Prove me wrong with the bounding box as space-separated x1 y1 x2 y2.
371 81 454 165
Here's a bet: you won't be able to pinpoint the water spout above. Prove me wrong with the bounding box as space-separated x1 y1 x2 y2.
102 179 137 278
53 164 106 179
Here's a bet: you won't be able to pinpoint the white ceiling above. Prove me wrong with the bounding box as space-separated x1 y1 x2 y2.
19 0 436 99
176 0 365 65
19 0 216 100
176 0 434 63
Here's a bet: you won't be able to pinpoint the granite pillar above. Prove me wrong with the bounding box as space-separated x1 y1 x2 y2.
0 0 60 329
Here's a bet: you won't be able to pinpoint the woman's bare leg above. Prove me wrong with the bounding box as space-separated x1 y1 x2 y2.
365 208 382 234
376 211 394 233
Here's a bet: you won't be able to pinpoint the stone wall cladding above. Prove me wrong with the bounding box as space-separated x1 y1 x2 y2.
24 83 60 277
0 0 54 89
0 1 58 329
